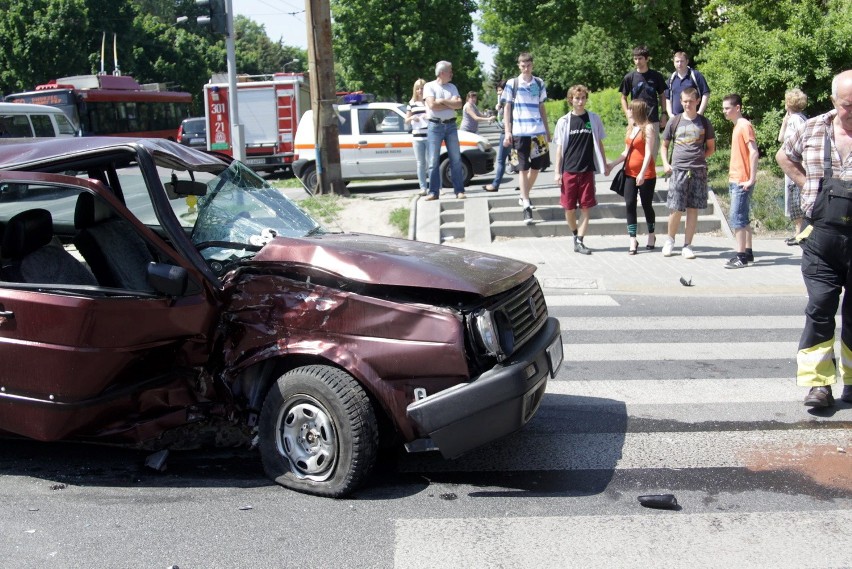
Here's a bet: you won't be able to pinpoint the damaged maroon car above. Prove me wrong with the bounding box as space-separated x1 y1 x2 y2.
0 138 562 497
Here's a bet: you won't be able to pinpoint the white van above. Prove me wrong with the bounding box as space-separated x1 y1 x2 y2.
0 103 79 139
293 101 495 190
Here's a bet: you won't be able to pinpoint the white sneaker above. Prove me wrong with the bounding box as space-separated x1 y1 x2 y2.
518 198 535 210
681 245 696 259
662 238 674 257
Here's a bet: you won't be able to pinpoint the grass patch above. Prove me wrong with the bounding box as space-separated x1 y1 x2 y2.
389 207 410 236
269 176 303 189
708 150 790 232
298 194 344 224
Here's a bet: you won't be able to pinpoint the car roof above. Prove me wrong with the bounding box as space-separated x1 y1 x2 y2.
0 137 226 172
0 102 67 114
182 117 205 124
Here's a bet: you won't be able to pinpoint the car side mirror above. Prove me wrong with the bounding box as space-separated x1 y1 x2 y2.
165 180 207 199
147 262 188 296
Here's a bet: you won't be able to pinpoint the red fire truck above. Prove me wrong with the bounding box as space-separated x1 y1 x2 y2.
203 73 310 174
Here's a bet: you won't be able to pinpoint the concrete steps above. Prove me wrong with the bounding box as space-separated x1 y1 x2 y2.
420 183 725 244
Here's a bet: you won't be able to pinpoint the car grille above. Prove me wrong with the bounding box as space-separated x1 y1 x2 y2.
501 278 547 353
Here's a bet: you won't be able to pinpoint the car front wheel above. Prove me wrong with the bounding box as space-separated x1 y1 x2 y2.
440 156 472 188
258 365 378 497
299 163 318 193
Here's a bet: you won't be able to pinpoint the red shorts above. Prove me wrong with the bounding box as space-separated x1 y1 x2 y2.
560 171 597 210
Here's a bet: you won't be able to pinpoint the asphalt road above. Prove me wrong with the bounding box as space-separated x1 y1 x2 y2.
2 293 850 568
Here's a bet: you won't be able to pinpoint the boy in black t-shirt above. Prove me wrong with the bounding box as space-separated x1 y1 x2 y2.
552 85 609 255
620 45 668 150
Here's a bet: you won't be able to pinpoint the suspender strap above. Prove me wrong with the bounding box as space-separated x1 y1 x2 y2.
823 131 833 181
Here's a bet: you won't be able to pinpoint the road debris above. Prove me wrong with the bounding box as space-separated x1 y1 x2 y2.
145 449 169 472
638 494 680 510
679 276 693 287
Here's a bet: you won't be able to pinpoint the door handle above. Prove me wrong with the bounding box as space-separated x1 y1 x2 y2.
0 310 14 319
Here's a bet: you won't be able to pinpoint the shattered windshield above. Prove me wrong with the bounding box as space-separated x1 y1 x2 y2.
188 162 324 262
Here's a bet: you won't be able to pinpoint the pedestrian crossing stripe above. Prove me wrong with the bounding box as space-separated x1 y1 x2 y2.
394 510 852 568
545 295 620 307
398 428 851 472
546 378 805 404
555 315 842 330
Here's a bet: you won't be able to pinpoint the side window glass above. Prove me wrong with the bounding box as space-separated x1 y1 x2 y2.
31 115 55 137
55 114 78 136
337 110 352 135
357 109 378 134
375 109 404 134
0 115 34 137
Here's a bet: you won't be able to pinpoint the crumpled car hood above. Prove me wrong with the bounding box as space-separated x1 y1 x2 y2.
253 233 535 296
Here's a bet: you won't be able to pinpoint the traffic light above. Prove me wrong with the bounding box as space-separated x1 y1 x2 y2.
196 0 227 34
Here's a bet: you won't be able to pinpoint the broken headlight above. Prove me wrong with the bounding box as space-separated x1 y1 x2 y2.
473 308 514 361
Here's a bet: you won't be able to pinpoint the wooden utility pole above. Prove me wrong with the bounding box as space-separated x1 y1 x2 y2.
305 0 346 196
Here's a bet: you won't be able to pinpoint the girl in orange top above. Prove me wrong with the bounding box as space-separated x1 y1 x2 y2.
610 100 658 254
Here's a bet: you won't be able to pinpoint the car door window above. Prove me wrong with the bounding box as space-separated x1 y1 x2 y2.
0 114 34 138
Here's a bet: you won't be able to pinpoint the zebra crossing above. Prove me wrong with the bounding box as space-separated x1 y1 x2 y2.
394 292 852 569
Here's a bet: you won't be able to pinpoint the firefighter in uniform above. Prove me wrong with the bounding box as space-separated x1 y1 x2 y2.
776 70 852 407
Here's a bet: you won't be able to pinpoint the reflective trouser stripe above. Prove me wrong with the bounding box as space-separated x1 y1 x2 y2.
796 339 836 387
841 339 852 384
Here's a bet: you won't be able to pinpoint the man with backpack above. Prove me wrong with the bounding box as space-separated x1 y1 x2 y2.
503 52 550 225
659 87 716 259
665 51 711 116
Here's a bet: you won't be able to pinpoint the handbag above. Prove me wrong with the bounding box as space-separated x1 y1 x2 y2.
610 128 641 196
610 167 627 196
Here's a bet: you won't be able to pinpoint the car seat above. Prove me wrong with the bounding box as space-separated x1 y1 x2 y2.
73 192 155 291
1 208 98 285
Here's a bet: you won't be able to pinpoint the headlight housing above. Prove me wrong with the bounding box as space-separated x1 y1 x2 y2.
473 309 514 361
477 140 492 152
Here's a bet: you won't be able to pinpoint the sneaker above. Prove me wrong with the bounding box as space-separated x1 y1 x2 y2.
518 198 534 210
804 386 834 408
423 194 438 201
681 245 696 259
725 256 747 269
574 240 592 255
745 251 755 264
662 238 674 257
417 189 428 196
456 192 466 199
841 385 852 403
523 207 533 225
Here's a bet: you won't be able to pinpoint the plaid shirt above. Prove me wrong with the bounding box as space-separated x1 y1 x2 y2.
782 109 852 217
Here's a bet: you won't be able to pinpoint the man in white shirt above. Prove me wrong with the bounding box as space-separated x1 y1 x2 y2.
423 60 465 200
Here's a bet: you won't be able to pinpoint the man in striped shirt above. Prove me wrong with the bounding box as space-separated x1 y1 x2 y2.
503 52 550 225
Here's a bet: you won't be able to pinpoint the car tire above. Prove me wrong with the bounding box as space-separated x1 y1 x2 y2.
258 365 378 497
300 163 318 193
440 156 472 188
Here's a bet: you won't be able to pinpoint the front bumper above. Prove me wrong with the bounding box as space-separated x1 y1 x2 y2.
406 316 562 458
462 147 497 176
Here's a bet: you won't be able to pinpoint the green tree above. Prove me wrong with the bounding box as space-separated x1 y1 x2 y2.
0 0 94 92
331 0 483 102
234 16 306 76
699 0 852 154
478 0 711 93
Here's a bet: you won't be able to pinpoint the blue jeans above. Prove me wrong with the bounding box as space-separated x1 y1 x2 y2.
490 131 508 188
427 121 464 196
728 182 752 229
412 137 429 190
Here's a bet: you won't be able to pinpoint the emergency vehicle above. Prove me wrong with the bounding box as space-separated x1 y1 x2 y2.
203 73 310 174
293 94 495 190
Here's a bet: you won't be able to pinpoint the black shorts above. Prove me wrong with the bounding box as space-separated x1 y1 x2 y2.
513 136 550 171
